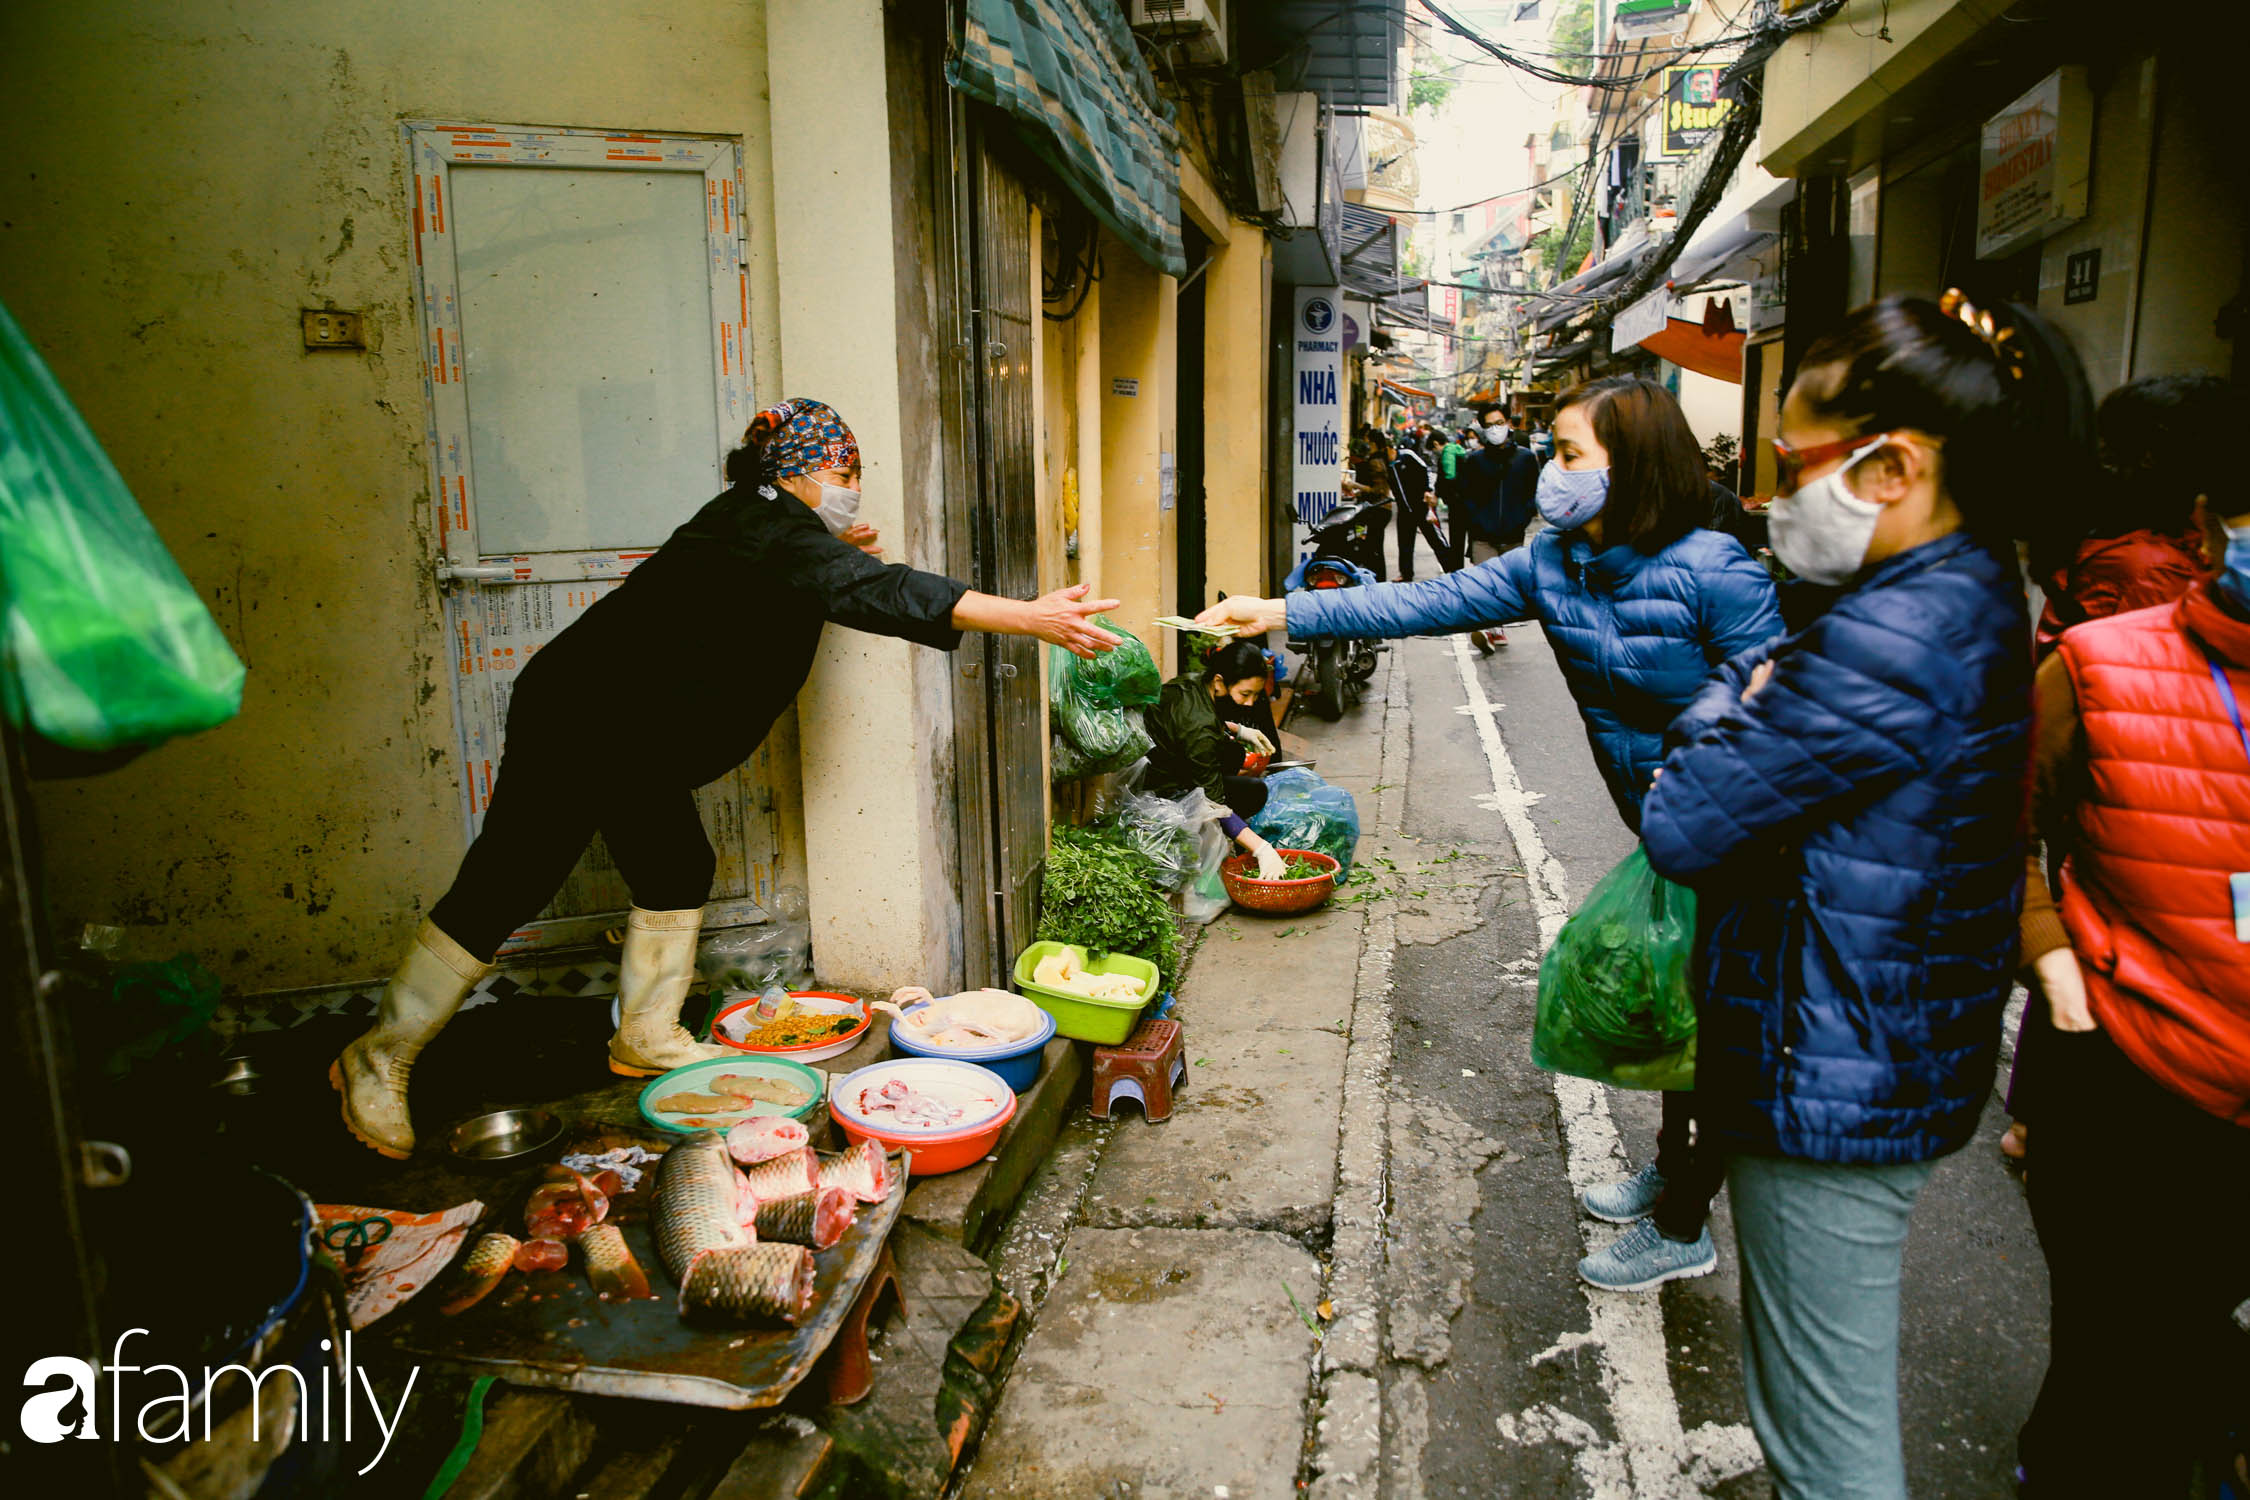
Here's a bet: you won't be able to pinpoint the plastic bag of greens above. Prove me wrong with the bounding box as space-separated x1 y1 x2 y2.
1248 767 1362 877
0 300 244 752
1531 847 1697 1091
1170 790 1234 925
1049 640 1156 782
1070 617 1161 707
1117 788 1201 891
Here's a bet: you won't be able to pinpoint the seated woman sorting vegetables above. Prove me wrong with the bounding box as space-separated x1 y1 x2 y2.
1142 640 1288 880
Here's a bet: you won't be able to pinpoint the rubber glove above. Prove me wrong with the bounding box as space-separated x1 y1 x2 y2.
1248 835 1286 881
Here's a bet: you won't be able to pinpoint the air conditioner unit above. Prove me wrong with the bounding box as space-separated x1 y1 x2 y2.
1130 0 1228 68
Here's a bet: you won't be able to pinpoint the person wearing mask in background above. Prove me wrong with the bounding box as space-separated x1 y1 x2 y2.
1143 640 1290 879
2032 372 2222 658
2009 384 2250 1500
1998 372 2230 1169
1638 293 2093 1500
332 397 1121 1158
1451 405 1543 649
1392 434 1436 580
1197 378 1781 1294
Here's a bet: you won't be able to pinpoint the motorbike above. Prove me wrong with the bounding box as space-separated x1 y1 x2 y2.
1286 496 1387 722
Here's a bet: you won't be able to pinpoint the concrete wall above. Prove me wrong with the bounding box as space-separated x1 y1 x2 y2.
0 0 786 991
1760 0 2014 175
1200 225 1275 602
1096 234 1180 676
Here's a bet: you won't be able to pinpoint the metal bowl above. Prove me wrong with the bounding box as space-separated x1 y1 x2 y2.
447 1106 562 1166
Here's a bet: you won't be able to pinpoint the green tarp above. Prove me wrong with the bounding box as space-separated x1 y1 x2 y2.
948 0 1187 277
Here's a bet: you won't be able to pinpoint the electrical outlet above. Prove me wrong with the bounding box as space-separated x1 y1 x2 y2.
301 308 366 349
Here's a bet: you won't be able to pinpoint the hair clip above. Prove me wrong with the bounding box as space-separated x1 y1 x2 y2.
1938 289 2025 381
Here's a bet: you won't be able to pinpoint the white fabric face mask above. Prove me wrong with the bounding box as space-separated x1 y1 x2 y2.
1768 438 1891 586
813 481 862 536
1483 425 1509 445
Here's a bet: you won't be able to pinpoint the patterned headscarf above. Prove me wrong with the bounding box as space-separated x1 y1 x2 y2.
747 397 859 483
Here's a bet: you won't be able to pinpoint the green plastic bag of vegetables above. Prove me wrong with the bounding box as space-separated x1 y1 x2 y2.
0 299 244 752
1049 628 1157 782
1069 616 1160 708
1531 847 1697 1091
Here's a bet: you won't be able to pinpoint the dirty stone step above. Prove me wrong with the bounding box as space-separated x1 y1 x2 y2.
904 1035 1086 1252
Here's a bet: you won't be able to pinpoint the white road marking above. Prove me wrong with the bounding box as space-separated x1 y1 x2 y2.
1445 632 1756 1499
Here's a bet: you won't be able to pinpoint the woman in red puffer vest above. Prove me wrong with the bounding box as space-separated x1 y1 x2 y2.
2013 442 2250 1498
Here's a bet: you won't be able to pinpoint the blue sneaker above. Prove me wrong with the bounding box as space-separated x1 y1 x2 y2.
1579 1163 1666 1223
1577 1220 1718 1292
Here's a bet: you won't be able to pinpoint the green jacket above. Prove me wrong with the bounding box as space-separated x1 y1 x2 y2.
1143 675 1244 803
1439 441 1464 480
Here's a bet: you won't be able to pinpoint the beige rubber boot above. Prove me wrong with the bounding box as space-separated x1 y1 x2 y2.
607 906 731 1076
330 921 491 1159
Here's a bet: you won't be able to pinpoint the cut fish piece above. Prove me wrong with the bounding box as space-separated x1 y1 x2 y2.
680 1243 815 1324
438 1232 520 1315
737 1145 818 1204
653 1134 755 1284
752 1187 855 1250
709 1073 811 1109
817 1138 894 1205
580 1224 655 1300
726 1115 811 1166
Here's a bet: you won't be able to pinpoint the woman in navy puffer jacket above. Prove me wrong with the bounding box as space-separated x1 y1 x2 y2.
1640 294 2093 1500
1199 377 1780 1288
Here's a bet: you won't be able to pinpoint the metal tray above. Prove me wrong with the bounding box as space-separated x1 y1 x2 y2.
384 1147 908 1409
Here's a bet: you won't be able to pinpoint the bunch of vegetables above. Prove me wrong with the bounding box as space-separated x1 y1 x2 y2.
1037 825 1181 988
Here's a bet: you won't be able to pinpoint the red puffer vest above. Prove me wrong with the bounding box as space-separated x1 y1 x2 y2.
2055 582 2250 1125
2034 527 2206 658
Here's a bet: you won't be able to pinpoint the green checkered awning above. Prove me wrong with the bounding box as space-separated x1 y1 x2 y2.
948 0 1187 277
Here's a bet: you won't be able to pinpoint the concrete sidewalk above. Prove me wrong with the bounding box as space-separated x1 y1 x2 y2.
960 654 1398 1500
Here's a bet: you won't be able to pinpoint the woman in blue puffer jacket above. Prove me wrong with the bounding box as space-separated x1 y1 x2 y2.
1199 375 1781 1288
1638 294 2093 1500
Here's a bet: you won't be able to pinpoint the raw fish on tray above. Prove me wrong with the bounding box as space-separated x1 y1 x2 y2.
738 1144 819 1203
817 1138 894 1204
656 1091 745 1115
524 1165 608 1241
726 1115 811 1165
580 1224 655 1301
511 1237 568 1273
653 1133 756 1285
680 1242 816 1324
438 1232 521 1315
711 1074 811 1108
753 1187 855 1250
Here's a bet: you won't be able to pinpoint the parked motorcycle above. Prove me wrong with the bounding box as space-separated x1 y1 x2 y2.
1286 497 1387 722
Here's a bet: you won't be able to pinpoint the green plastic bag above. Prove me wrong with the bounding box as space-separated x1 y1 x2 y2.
0 299 244 751
1048 626 1157 783
1532 847 1698 1091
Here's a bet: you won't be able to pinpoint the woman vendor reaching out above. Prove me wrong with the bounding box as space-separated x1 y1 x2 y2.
1142 640 1290 880
334 397 1120 1159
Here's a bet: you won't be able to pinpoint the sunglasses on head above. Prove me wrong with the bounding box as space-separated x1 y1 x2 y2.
1771 432 1894 497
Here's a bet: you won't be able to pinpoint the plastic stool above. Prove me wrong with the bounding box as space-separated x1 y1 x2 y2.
1091 1016 1187 1122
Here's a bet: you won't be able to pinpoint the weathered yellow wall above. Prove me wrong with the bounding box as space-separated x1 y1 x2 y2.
0 0 785 991
1095 234 1178 677
1201 227 1273 603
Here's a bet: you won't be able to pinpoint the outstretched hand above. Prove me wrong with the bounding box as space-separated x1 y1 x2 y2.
1195 595 1287 636
1029 584 1123 659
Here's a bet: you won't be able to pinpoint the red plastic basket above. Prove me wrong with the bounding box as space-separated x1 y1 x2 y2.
1220 847 1340 914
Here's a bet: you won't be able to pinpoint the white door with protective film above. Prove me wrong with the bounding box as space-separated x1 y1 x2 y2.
408 124 780 958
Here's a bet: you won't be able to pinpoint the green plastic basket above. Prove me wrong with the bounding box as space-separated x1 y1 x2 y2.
1011 941 1158 1044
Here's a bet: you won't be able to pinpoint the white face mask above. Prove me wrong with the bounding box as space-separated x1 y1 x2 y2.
813 481 862 536
1483 425 1509 445
1767 437 1891 586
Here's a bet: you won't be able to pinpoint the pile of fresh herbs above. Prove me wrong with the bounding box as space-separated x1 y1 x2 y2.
1037 824 1181 988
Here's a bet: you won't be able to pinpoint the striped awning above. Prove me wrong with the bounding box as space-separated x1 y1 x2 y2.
948 0 1186 276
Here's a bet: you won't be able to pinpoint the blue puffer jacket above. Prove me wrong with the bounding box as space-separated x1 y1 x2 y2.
1288 526 1779 829
1640 532 2032 1165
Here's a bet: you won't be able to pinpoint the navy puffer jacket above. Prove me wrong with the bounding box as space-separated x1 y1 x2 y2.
1640 532 2032 1165
1288 525 1779 829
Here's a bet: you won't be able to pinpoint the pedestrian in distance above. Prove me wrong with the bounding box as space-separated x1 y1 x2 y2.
1195 377 1783 1292
1638 291 2096 1500
331 398 1120 1159
2009 379 2250 1500
1449 406 1543 649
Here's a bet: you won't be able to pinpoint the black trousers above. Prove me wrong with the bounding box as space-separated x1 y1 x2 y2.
1390 493 1459 580
1650 1088 1724 1239
429 684 717 961
2018 1029 2250 1497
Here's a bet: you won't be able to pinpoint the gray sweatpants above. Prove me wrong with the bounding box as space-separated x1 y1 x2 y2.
1727 1152 1937 1500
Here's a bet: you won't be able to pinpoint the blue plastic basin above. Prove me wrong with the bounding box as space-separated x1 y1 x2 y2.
887 1001 1057 1093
